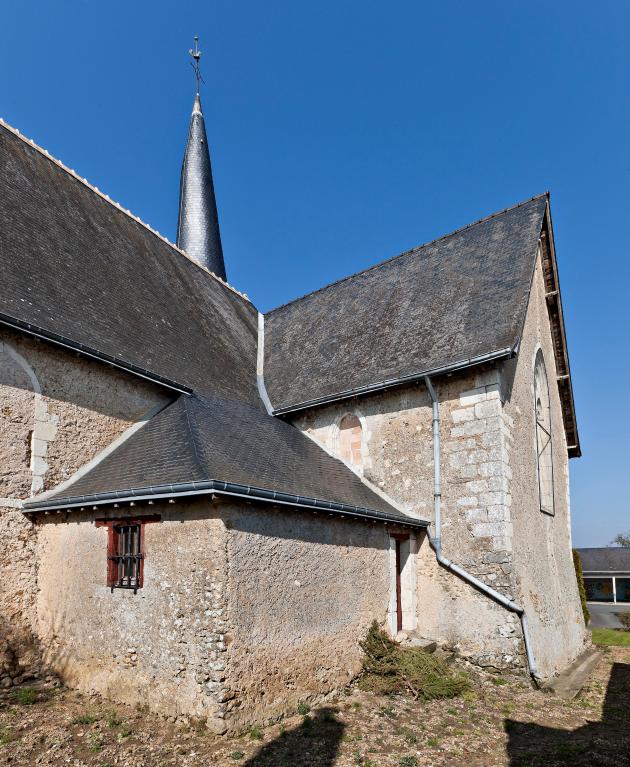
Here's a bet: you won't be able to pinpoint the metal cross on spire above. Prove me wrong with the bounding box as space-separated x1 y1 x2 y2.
189 36 204 94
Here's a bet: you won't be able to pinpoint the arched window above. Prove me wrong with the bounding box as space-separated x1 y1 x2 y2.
534 350 554 514
338 414 363 467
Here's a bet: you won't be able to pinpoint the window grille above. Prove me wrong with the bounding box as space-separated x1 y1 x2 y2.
104 522 144 592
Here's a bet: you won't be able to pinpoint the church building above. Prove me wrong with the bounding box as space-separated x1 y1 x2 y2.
0 49 587 733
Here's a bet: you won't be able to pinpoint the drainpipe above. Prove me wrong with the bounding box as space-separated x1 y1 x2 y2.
423 375 541 682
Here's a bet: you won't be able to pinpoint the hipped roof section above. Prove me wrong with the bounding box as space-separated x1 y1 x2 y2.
264 194 580 457
24 395 425 528
0 119 420 524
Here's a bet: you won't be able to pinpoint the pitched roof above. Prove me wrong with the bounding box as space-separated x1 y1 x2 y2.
576 548 630 573
24 395 423 526
264 195 548 414
1 119 420 526
0 120 256 403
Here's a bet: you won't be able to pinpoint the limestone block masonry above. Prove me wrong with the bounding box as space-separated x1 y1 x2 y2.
291 370 525 672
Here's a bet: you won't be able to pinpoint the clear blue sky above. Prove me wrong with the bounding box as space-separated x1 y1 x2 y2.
1 1 628 546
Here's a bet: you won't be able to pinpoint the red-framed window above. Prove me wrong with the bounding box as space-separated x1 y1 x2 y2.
96 516 160 593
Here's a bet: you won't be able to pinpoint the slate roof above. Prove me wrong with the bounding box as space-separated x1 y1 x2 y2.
264 195 548 413
25 395 414 525
0 120 256 403
1 112 579 521
0 120 422 526
576 548 630 573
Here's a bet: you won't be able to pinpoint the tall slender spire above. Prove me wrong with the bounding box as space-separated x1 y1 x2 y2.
176 37 226 280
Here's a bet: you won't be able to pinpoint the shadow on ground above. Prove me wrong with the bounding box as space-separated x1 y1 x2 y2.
505 660 630 766
244 708 344 767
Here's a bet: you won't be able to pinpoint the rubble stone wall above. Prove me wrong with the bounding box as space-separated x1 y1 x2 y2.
503 251 588 677
222 504 393 730
34 504 229 732
0 328 168 687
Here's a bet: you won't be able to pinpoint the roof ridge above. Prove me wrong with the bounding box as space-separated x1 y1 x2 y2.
180 396 209 477
267 192 549 315
0 118 250 304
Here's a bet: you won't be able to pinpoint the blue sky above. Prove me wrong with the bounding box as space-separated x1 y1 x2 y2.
1 1 628 546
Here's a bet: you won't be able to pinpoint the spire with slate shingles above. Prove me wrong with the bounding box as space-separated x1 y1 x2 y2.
176 37 226 280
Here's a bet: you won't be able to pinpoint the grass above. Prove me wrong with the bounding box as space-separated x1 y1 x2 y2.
591 628 630 647
297 700 310 716
11 688 37 705
249 725 263 741
73 713 97 725
106 711 122 728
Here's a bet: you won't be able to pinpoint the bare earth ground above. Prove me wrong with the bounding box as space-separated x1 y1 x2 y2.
0 647 628 767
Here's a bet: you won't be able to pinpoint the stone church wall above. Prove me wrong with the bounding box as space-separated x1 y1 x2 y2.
34 503 229 732
0 328 169 687
222 503 393 730
502 251 588 677
291 371 525 671
290 252 587 678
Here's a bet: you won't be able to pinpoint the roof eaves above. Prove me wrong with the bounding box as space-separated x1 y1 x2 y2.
0 311 192 395
272 346 516 416
541 199 581 458
22 479 427 529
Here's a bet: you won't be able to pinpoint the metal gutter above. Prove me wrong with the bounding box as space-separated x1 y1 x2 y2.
0 312 192 395
423 374 541 681
271 347 515 416
22 479 428 530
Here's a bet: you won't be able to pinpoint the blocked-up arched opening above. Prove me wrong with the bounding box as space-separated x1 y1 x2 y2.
338 414 363 467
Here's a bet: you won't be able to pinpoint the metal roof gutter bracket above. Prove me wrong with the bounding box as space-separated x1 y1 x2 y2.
423 374 541 682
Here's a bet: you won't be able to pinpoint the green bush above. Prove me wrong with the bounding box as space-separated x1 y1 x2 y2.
572 550 590 625
617 612 630 631
358 621 469 700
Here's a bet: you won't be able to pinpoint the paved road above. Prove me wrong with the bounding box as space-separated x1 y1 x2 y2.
588 602 630 628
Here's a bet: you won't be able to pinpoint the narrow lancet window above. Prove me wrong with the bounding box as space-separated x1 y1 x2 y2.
534 350 554 514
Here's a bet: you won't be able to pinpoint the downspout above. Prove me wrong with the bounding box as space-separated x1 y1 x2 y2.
423 375 540 682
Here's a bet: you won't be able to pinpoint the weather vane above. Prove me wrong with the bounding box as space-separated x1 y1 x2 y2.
189 36 205 94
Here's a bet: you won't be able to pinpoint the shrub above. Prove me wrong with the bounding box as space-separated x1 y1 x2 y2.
617 612 630 631
572 550 590 625
249 726 263 741
358 622 469 700
297 700 310 716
